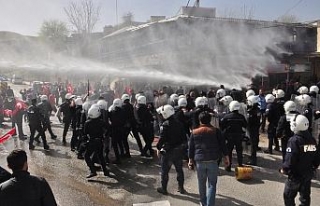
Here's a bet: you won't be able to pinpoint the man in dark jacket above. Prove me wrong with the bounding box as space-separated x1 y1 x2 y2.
0 149 57 206
188 112 229 206
156 104 187 195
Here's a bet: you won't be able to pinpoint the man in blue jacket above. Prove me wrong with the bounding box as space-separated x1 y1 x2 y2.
188 112 229 206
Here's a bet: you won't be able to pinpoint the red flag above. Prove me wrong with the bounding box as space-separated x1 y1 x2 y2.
0 128 16 144
67 83 74 94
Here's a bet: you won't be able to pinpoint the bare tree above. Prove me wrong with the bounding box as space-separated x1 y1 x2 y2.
220 4 255 20
277 14 299 23
64 0 101 35
39 20 69 51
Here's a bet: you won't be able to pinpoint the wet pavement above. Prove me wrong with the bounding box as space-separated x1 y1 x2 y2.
0 83 320 206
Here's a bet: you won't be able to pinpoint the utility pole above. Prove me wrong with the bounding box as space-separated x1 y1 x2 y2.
115 0 118 27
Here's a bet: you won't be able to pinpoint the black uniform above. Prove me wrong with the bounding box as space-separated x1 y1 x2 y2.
220 111 247 169
36 100 56 139
135 104 154 157
122 101 143 153
70 105 83 151
76 108 89 159
27 103 49 150
276 112 299 161
156 116 187 193
59 100 75 143
266 102 280 153
109 106 126 163
275 98 286 150
84 118 109 176
282 131 320 206
247 104 261 165
0 171 57 206
174 107 191 137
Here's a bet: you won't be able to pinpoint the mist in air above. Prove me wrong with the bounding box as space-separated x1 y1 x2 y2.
0 16 289 88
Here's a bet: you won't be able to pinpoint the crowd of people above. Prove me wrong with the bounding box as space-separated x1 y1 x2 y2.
1 82 320 206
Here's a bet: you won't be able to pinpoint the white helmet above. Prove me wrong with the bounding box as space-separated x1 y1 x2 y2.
247 95 259 106
137 95 147 105
65 93 72 100
216 88 226 98
178 95 186 99
75 97 83 106
113 98 122 108
40 95 48 101
275 89 285 99
121 94 130 102
82 101 92 112
246 89 255 98
97 99 108 110
170 94 179 102
88 104 101 119
297 86 308 94
295 94 311 106
219 95 233 106
156 104 175 120
290 114 309 133
178 98 187 107
195 97 205 107
108 104 114 112
229 100 241 112
309 85 319 94
135 93 142 100
265 94 275 103
283 101 296 113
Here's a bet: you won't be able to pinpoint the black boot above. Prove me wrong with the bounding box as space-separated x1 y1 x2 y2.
157 187 168 195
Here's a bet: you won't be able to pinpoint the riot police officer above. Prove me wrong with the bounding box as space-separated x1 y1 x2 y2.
70 97 83 151
220 101 247 171
27 98 49 151
276 101 299 161
135 95 154 158
274 89 286 151
246 95 261 166
156 104 187 195
121 94 143 154
97 99 110 163
265 94 280 154
280 114 320 206
190 97 207 129
36 95 57 140
109 98 126 164
58 93 76 144
84 105 109 178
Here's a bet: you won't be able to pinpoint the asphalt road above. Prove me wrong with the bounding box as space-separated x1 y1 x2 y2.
0 82 320 206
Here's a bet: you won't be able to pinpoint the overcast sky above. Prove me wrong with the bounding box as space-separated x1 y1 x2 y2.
1 0 319 36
